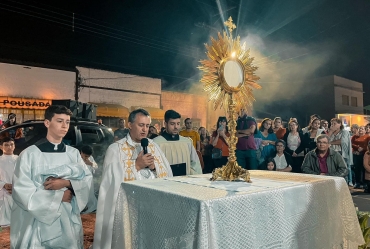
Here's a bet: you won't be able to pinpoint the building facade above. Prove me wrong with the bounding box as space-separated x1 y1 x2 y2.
0 62 75 123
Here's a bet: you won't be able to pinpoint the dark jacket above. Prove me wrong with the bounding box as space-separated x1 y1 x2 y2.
301 148 348 177
283 131 305 156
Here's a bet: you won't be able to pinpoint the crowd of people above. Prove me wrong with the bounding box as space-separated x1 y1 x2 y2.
193 112 370 193
0 105 370 248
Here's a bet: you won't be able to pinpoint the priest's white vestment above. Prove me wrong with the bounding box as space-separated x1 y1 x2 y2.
0 154 18 226
10 142 92 249
93 134 173 249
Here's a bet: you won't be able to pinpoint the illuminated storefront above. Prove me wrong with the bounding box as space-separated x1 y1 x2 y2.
336 113 370 130
0 96 51 123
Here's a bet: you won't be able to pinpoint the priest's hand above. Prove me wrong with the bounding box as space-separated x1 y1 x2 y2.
4 183 12 194
44 177 72 190
62 189 73 203
148 163 156 170
135 151 154 171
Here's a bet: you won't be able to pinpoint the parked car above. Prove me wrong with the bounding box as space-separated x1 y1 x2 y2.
0 119 114 164
0 118 114 198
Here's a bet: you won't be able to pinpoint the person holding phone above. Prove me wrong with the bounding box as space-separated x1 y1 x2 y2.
211 117 230 169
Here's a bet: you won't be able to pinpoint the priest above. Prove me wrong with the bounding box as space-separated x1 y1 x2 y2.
10 105 92 249
93 108 173 249
0 137 18 227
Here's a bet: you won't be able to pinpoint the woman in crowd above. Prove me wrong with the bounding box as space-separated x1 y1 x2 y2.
283 120 305 173
362 141 370 193
211 117 230 169
198 126 213 173
352 126 370 188
321 119 329 134
148 125 159 139
351 124 359 136
302 114 321 134
272 117 286 140
366 124 370 135
269 139 293 172
255 118 277 162
304 118 325 153
328 118 353 185
0 113 23 141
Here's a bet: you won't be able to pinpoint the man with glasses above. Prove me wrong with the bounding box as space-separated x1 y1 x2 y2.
302 134 348 177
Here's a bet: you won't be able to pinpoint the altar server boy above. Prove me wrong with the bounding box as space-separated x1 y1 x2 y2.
0 137 17 227
10 105 92 249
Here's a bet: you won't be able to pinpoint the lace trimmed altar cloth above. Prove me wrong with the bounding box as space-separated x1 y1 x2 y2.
112 171 364 249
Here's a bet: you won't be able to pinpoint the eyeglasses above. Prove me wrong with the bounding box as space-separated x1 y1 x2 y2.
276 145 284 147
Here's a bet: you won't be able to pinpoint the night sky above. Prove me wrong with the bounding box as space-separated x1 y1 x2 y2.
1 0 370 118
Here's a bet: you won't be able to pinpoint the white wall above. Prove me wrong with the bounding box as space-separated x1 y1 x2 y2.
0 62 76 99
77 67 161 108
334 75 363 114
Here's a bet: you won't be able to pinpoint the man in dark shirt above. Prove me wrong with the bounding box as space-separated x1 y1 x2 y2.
235 109 258 170
301 134 348 177
114 118 129 141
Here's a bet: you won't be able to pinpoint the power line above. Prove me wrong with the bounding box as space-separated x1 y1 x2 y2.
0 4 200 58
2 0 199 53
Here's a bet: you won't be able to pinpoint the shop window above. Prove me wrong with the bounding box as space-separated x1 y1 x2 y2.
35 110 45 120
23 110 35 122
342 95 349 106
351 97 358 107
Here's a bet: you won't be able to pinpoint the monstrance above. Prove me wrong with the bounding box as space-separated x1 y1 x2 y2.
198 17 261 182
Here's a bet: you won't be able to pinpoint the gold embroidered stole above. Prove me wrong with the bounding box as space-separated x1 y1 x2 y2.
120 141 168 181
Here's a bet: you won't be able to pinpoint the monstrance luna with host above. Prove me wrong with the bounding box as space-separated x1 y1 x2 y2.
198 17 261 182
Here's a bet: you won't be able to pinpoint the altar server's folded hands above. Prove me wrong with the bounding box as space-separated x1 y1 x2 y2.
43 177 71 190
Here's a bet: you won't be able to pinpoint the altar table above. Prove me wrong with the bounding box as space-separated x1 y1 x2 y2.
111 171 364 249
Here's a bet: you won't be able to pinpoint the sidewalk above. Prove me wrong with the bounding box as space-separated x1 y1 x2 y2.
351 187 370 211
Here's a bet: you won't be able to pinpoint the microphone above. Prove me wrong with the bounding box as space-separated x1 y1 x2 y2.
141 138 149 154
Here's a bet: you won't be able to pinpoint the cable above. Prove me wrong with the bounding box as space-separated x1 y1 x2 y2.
2 0 199 52
0 4 198 58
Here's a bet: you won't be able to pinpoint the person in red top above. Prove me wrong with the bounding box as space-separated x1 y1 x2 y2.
211 117 230 170
362 141 370 193
0 113 23 142
351 126 370 188
272 117 286 140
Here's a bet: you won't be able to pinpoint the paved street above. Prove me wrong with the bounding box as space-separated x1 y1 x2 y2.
351 188 370 212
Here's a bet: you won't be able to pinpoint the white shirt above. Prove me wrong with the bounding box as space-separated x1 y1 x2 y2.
274 154 289 170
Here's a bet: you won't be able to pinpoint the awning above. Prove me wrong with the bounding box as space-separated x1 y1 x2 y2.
91 103 130 118
130 106 165 119
364 105 370 111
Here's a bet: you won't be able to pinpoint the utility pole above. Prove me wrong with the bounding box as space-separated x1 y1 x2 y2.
75 71 80 101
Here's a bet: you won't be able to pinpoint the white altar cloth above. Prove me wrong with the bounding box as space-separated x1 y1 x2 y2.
112 171 364 249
